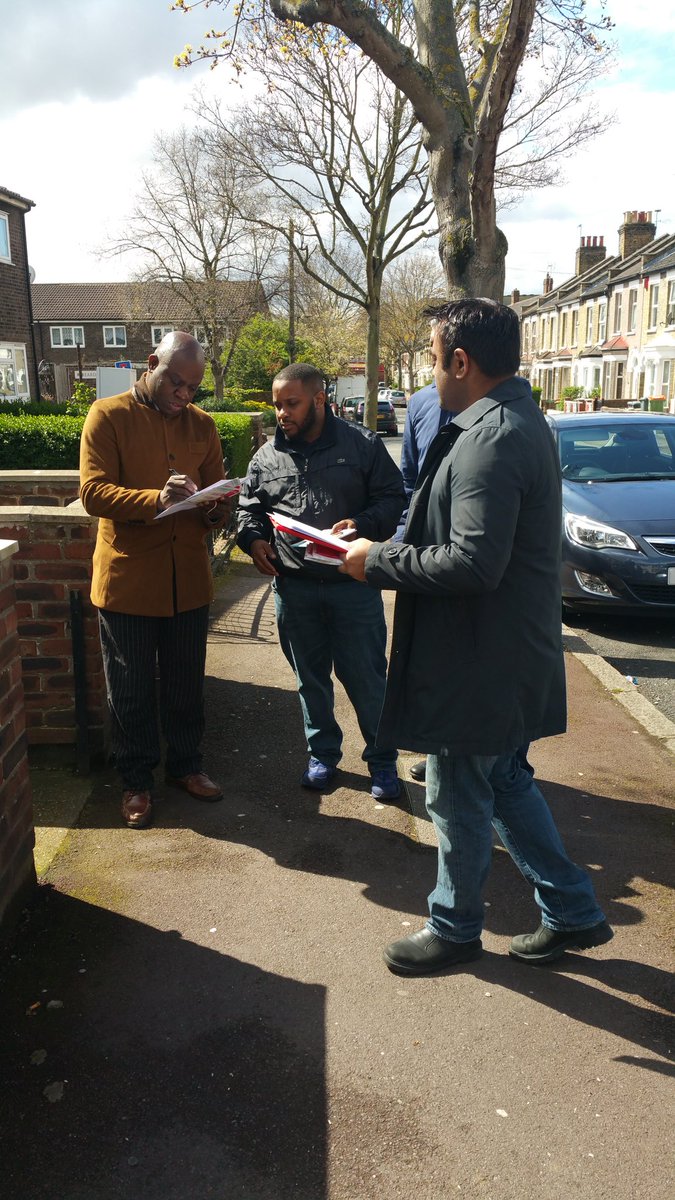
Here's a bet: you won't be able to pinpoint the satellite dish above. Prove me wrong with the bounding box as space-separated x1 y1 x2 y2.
29 265 36 282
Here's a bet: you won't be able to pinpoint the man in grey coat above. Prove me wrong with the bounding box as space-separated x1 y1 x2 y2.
340 299 612 974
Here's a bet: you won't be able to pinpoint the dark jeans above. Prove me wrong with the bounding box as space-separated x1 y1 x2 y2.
99 606 209 790
425 751 606 942
273 575 397 772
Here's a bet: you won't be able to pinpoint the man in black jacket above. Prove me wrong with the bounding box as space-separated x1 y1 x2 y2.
237 362 406 798
340 300 611 973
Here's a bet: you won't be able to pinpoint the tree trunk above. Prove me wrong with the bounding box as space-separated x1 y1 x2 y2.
211 358 225 403
428 143 508 300
364 301 381 433
406 359 415 395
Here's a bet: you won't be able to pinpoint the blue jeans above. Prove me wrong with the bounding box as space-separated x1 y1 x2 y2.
425 751 606 942
273 575 397 772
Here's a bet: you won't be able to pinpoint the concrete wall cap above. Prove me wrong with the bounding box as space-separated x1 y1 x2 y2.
0 539 20 562
0 470 80 482
0 505 94 524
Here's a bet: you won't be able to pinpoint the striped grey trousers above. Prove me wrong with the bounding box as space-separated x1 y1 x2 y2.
98 606 210 790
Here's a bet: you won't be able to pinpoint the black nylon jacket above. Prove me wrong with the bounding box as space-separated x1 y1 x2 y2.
237 408 406 580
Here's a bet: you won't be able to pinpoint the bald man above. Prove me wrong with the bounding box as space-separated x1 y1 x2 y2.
80 332 231 829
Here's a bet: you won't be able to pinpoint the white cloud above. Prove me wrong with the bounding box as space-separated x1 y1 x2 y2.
1 0 215 113
3 0 674 297
3 71 258 283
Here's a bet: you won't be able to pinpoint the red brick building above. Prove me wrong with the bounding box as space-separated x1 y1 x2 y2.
32 280 269 401
0 186 39 403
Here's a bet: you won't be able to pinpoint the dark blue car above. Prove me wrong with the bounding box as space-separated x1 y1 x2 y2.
546 412 675 613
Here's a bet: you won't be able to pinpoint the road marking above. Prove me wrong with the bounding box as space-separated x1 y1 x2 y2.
563 625 675 757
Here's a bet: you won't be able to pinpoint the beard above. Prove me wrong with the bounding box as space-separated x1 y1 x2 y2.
284 405 321 442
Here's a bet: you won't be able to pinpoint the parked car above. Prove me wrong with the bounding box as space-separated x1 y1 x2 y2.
546 412 675 613
388 389 407 407
353 398 399 435
340 395 361 420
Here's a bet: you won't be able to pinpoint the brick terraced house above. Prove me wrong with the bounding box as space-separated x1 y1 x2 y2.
31 279 269 401
519 211 675 411
0 186 39 402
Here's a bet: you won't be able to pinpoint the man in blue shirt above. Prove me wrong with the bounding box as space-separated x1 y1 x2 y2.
394 381 452 544
395 382 452 780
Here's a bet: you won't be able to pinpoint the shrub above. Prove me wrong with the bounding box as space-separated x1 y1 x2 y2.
69 381 96 409
531 386 542 407
560 386 584 402
0 412 257 476
0 415 85 468
197 387 271 412
0 398 77 416
208 413 256 477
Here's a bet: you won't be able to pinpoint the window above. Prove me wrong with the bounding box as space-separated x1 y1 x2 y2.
152 324 174 346
628 289 638 332
103 325 127 348
586 305 594 343
615 362 624 400
663 360 672 402
523 324 529 355
666 281 675 327
561 312 568 347
571 309 579 347
193 326 208 346
613 292 622 334
0 344 29 399
550 315 557 349
648 284 659 329
50 326 85 348
598 301 607 343
0 213 10 262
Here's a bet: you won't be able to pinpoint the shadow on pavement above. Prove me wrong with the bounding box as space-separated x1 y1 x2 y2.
0 888 327 1200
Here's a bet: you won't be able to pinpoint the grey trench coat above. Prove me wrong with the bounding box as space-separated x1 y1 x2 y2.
365 377 567 756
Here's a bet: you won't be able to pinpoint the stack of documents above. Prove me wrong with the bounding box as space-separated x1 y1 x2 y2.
269 512 353 566
155 479 241 520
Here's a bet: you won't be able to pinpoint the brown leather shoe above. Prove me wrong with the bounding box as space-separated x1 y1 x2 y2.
165 772 223 802
121 789 153 829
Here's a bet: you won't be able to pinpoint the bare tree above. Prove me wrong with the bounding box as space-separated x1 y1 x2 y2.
290 262 365 378
173 0 612 300
199 27 437 427
380 252 446 393
106 127 283 399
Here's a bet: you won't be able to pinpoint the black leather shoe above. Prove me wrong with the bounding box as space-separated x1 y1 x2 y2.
409 760 426 782
383 927 483 976
509 920 613 964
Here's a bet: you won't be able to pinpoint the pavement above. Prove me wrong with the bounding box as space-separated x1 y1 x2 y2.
2 555 674 1200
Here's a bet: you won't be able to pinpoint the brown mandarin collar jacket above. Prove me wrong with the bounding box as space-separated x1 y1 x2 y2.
79 375 226 616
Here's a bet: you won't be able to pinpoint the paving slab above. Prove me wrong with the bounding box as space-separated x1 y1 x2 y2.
1 559 673 1200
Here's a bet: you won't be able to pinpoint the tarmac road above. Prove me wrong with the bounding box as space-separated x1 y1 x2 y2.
2 559 673 1200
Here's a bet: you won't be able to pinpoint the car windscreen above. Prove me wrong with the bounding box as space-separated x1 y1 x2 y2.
377 401 393 413
557 422 675 481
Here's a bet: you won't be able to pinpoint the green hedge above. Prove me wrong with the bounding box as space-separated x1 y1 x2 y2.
0 412 255 476
0 415 85 468
196 387 271 412
210 413 255 477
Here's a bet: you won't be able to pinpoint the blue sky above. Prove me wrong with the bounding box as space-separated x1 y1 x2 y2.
2 0 673 297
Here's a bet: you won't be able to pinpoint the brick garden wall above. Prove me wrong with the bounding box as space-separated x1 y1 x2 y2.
0 503 107 758
0 539 35 932
0 470 80 508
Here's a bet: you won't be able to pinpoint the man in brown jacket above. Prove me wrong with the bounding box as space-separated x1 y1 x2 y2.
80 332 231 829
